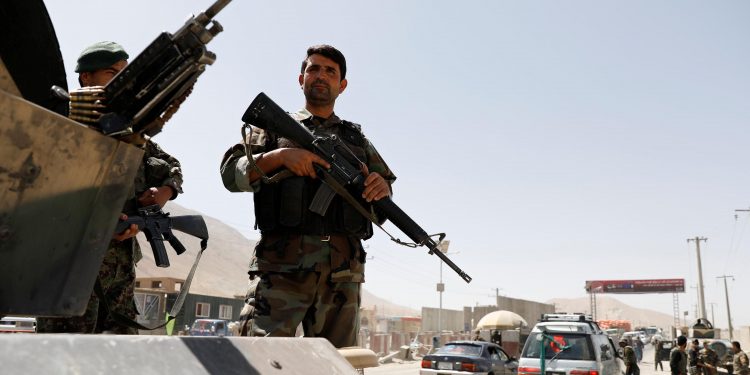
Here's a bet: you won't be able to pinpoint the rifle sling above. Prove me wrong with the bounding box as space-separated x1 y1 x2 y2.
241 124 293 184
94 243 206 331
319 172 418 247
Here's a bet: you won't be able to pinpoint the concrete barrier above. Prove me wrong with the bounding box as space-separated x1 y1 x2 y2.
0 335 358 374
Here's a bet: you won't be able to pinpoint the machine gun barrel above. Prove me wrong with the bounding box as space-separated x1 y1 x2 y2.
200 0 231 22
95 0 231 137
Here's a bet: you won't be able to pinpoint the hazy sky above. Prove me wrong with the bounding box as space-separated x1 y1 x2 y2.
45 0 749 327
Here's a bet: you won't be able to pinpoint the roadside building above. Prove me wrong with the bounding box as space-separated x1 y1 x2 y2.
134 277 244 335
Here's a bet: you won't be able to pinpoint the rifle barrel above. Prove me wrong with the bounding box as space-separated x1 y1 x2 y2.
374 197 472 283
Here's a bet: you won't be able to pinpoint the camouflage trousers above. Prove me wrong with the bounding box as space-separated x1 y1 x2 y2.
36 240 138 334
238 268 361 348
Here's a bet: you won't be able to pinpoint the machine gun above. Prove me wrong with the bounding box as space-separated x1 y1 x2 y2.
241 92 472 283
114 205 209 268
67 0 231 137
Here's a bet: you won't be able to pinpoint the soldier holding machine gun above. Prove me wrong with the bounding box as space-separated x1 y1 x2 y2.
220 45 395 348
37 42 184 334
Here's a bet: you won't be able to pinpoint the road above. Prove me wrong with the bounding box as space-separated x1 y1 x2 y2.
364 344 671 375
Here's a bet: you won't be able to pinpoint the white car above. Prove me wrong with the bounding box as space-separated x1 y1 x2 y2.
518 314 623 375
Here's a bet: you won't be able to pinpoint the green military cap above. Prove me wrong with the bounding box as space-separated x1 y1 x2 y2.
75 41 129 73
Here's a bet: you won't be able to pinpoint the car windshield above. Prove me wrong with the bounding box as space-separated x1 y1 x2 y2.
436 343 483 357
522 333 595 361
192 320 214 330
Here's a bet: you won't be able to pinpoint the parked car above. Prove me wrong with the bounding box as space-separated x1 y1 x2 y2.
188 319 230 337
654 340 676 361
518 313 623 375
420 341 518 375
622 331 648 346
0 316 36 333
604 328 621 343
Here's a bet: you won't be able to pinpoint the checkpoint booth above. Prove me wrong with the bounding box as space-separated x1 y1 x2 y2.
476 310 529 357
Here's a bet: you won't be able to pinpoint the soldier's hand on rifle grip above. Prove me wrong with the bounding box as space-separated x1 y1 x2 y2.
361 163 391 202
138 186 173 208
113 213 139 241
275 148 330 178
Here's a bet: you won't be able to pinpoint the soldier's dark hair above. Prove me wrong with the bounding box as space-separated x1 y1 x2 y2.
733 341 742 350
677 335 687 346
301 44 347 81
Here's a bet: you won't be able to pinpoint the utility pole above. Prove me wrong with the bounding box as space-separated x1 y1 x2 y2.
708 302 717 324
689 285 699 320
436 241 451 344
493 288 503 306
716 276 734 340
687 237 708 320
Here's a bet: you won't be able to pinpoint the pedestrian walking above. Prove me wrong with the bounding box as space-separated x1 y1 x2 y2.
655 339 665 371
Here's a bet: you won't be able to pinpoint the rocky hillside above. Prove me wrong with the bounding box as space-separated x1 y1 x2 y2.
548 296 675 329
135 202 254 298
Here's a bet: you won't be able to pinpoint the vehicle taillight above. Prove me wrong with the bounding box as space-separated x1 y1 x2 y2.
421 359 433 369
571 370 599 375
518 366 541 375
460 362 477 371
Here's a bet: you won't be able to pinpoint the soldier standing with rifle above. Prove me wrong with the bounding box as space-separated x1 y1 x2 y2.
220 44 395 348
36 42 183 334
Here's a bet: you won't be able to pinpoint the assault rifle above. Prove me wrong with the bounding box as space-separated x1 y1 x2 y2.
94 0 231 136
241 93 472 283
114 205 209 268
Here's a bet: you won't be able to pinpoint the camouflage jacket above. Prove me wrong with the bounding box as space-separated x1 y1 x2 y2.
133 140 183 202
700 347 719 367
735 351 750 375
220 109 395 280
220 109 394 193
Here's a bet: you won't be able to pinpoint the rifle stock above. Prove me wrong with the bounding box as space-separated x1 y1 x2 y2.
242 92 472 283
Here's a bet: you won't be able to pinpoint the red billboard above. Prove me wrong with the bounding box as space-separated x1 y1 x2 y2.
585 279 685 294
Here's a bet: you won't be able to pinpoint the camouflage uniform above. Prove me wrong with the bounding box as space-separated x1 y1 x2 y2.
735 350 750 375
220 109 395 348
700 345 719 375
37 141 182 334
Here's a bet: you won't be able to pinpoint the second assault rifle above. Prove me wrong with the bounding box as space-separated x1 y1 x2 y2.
115 205 209 268
63 0 231 137
241 93 472 283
